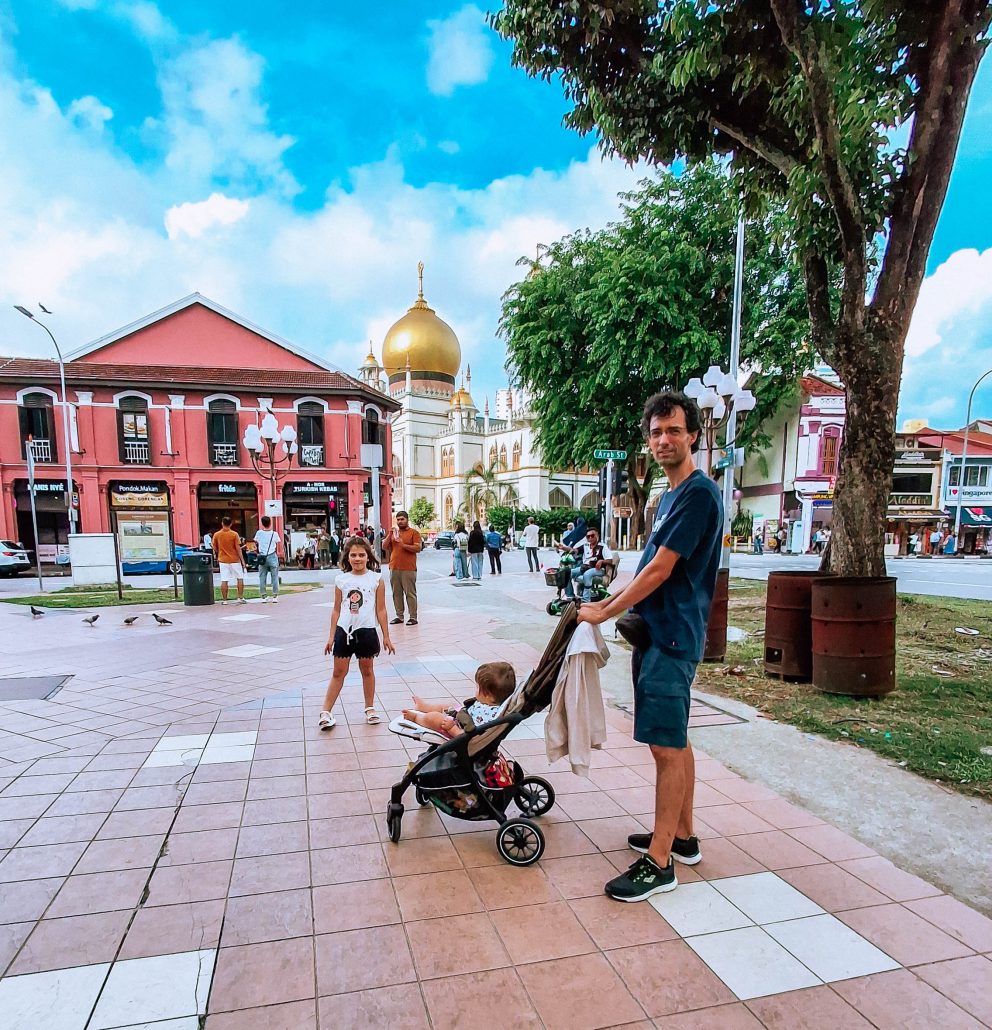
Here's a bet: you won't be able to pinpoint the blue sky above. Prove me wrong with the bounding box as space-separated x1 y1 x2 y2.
1 1 991 427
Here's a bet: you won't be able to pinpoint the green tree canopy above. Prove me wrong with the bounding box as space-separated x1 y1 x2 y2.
499 161 815 536
407 497 437 529
493 0 992 576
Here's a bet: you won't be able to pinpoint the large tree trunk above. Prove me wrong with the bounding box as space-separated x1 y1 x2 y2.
827 323 902 577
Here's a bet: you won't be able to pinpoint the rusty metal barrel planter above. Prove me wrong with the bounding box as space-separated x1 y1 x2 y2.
763 571 832 681
811 576 897 697
703 568 730 663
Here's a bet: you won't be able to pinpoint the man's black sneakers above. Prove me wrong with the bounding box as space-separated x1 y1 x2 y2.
627 832 702 866
605 855 678 902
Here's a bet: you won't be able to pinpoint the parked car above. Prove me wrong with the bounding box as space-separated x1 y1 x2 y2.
123 542 204 575
434 531 456 550
0 540 32 577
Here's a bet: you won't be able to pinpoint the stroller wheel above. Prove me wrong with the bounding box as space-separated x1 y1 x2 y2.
496 818 545 866
386 801 404 843
546 601 557 616
415 787 429 807
515 776 556 817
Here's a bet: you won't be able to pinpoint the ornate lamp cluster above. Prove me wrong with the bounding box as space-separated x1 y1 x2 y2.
243 409 298 489
683 364 757 474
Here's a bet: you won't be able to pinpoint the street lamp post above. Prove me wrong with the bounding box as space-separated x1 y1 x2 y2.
14 306 75 532
243 409 297 556
953 367 992 553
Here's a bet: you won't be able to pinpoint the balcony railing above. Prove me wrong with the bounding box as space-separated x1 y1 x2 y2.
211 443 239 466
26 439 53 462
123 439 151 464
300 444 324 467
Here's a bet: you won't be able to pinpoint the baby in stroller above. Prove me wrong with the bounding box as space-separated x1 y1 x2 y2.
402 661 516 738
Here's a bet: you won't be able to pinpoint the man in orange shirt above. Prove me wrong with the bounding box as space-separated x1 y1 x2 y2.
212 515 247 605
383 510 422 625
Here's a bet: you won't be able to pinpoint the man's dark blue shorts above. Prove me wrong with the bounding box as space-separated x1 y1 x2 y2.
631 646 697 748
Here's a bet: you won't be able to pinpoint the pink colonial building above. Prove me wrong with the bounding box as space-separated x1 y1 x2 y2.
0 295 398 561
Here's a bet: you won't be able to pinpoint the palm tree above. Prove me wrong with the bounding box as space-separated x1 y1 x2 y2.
461 461 501 522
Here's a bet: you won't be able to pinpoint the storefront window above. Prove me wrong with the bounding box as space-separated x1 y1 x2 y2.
118 397 151 464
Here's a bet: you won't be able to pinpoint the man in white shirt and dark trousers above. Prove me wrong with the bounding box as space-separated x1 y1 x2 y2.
522 516 540 572
254 515 281 603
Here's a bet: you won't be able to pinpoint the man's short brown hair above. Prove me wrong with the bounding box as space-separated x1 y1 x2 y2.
474 661 516 703
221 515 232 527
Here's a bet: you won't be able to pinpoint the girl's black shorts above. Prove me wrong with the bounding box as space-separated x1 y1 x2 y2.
332 626 380 659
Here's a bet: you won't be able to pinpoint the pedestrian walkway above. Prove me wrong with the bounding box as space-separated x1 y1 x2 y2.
0 591 990 1028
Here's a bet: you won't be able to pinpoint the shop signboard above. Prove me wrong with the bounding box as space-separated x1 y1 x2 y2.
198 481 256 499
284 481 345 496
110 482 169 509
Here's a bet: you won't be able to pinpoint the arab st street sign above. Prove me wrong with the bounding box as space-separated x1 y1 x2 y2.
594 449 627 461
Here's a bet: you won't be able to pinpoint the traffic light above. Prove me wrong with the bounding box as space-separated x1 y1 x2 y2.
598 465 610 499
616 466 629 496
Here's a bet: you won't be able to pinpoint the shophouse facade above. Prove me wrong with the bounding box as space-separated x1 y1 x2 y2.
0 295 397 561
919 422 992 554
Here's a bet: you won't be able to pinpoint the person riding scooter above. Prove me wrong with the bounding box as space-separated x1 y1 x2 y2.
564 528 616 602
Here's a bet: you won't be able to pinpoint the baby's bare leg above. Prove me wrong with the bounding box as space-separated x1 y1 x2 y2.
402 710 460 735
411 695 453 713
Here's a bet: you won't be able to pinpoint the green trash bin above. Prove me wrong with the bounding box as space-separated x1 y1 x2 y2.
182 551 214 606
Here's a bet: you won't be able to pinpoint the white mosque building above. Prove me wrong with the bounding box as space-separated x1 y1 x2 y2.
358 265 599 527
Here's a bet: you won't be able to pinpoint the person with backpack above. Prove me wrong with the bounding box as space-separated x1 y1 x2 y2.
485 524 504 575
254 515 281 603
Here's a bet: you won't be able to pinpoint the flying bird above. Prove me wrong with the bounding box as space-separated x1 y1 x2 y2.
123 616 139 626
38 303 52 314
152 613 172 625
30 606 44 618
82 614 99 626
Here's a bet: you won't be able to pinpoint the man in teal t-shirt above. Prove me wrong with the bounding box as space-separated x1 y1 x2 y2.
580 390 722 902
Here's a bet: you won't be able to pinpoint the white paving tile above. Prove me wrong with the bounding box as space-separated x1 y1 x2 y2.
198 745 256 765
212 644 281 658
141 749 203 769
0 962 110 1030
648 881 753 937
710 872 825 924
154 735 211 751
219 613 269 622
764 914 900 982
89 949 215 1029
112 1018 199 1030
686 926 822 1000
207 731 257 747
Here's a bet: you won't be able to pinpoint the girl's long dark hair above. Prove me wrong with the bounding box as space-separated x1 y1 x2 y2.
340 535 380 572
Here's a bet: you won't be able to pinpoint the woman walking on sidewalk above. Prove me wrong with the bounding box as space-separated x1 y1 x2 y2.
452 522 470 580
318 536 395 731
468 520 486 580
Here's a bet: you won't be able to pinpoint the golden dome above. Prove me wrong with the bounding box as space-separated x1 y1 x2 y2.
381 263 461 378
450 387 475 409
360 345 381 370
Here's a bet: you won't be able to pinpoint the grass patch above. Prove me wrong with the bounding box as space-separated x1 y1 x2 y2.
691 581 992 800
7 582 318 609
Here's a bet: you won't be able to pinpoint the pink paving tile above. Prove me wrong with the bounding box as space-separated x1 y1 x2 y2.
312 879 400 933
838 855 944 902
838 904 974 966
9 908 133 973
688 836 766 879
605 786 658 816
745 985 875 1028
490 900 597 963
394 869 485 921
0 840 88 881
243 795 309 825
0 877 63 923
606 939 736 1017
913 956 992 1025
236 821 310 859
741 798 826 829
654 1004 764 1028
407 912 512 979
46 868 149 917
45 787 123 816
421 967 542 1029
702 777 780 803
0 920 32 972
786 824 876 861
381 834 463 877
210 937 317 1012
905 895 992 952
832 969 985 1029
517 952 646 1030
183 779 249 805
229 850 311 896
575 815 647 853
95 806 175 839
569 895 678 950
697 804 777 836
314 924 417 995
247 774 307 801
209 999 319 1030
777 864 890 912
728 830 829 870
450 830 506 868
118 898 226 959
16 814 105 847
317 985 428 1029
541 853 622 900
144 858 233 906
467 863 561 910
222 888 314 946
159 827 240 866
170 800 244 833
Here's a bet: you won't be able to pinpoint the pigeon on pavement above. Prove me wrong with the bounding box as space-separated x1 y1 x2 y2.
152 613 173 625
30 606 44 617
123 616 139 626
82 614 99 626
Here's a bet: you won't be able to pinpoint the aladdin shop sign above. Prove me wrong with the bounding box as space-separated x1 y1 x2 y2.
110 482 169 509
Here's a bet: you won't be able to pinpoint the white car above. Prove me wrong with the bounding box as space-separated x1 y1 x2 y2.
0 540 32 577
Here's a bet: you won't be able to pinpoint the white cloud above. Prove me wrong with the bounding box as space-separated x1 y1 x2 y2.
67 95 113 132
904 247 992 358
165 193 251 239
438 139 460 155
426 5 494 97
